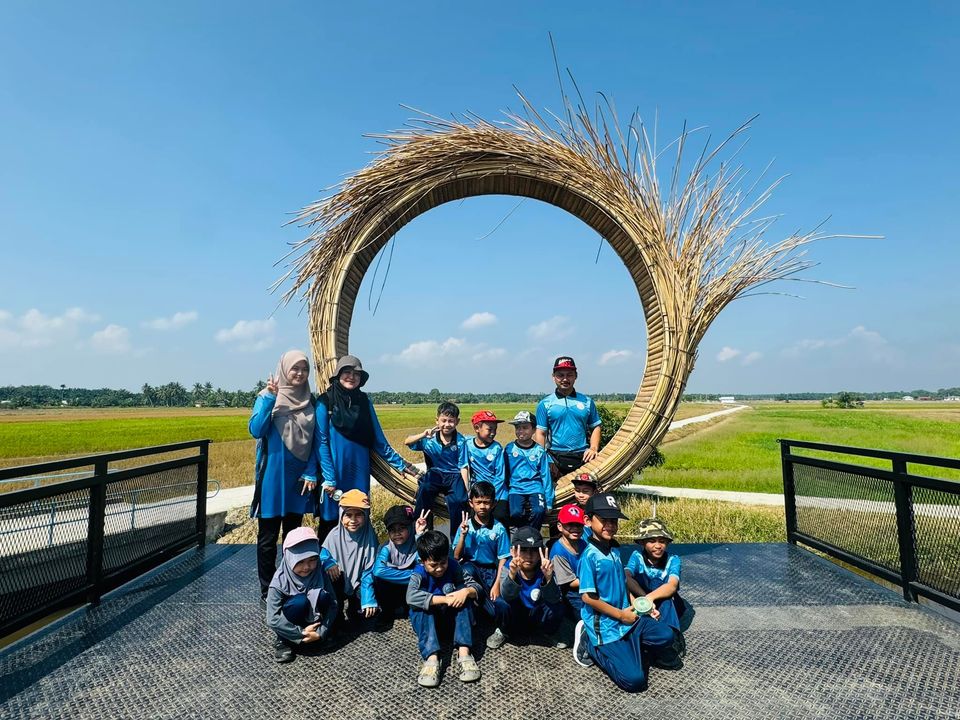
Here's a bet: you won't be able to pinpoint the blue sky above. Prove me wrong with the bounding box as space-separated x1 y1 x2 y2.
1 2 957 395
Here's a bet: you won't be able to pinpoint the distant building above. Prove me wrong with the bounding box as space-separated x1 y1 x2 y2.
719 396 736 404
944 396 960 402
902 396 915 401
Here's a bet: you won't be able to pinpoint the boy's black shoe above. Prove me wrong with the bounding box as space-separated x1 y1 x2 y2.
273 636 294 664
572 620 594 668
650 649 683 670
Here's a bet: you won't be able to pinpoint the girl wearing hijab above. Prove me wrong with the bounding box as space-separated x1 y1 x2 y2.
372 504 430 628
250 350 319 599
314 354 420 539
266 526 338 663
322 489 380 625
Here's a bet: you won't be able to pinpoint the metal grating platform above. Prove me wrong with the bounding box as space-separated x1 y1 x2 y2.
2 543 959 719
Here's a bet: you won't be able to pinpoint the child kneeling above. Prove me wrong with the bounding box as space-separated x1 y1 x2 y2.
265 526 338 663
486 526 564 650
573 494 675 692
372 504 429 629
406 531 482 687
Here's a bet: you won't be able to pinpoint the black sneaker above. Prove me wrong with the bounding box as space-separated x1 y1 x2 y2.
273 636 294 664
572 620 594 668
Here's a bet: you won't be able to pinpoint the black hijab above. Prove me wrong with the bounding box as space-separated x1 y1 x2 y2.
319 378 375 448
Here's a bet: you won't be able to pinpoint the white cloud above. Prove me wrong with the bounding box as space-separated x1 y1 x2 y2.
742 351 762 366
527 315 573 342
461 312 497 330
782 325 897 363
143 310 198 331
90 324 131 354
214 318 276 352
599 349 634 366
382 337 507 366
716 346 741 363
0 307 99 350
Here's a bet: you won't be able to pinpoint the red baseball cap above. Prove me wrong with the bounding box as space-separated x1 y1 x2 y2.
471 410 503 425
557 503 586 525
553 356 577 372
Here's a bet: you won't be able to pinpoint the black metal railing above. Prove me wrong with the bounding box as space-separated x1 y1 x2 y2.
0 440 210 638
780 438 960 613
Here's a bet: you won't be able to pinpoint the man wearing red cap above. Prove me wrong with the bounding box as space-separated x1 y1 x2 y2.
535 356 602 480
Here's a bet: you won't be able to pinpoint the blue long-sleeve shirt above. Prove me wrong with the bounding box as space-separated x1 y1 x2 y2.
372 543 417 585
313 397 407 522
249 393 317 518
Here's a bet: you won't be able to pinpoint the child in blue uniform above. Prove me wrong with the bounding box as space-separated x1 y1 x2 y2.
372 504 430 628
249 350 319 599
504 410 554 531
625 518 688 666
573 494 675 692
486 526 564 650
265 526 338 663
465 410 508 527
322 489 379 627
549 503 588 618
406 402 471 538
406 531 482 687
452 481 510 616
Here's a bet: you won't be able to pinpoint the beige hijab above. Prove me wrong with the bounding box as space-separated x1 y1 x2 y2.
266 350 315 461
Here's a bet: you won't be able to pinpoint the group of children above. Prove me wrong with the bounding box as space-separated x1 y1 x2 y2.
265 403 689 693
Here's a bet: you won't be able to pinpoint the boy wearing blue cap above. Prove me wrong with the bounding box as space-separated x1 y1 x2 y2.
573 494 675 692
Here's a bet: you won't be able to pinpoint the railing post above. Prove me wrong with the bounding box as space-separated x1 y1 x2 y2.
85 459 108 604
892 458 918 602
780 440 798 543
195 441 210 547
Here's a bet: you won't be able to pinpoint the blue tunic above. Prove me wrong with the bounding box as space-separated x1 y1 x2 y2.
249 393 317 519
313 397 407 522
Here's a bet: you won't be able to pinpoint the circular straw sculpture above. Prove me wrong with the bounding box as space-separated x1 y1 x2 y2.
281 95 839 508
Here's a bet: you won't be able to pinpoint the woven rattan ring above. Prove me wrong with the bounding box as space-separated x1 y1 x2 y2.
283 109 828 509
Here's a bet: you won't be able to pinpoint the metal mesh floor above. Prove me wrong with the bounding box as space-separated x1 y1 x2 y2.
3 543 959 719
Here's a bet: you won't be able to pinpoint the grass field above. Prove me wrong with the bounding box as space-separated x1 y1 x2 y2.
642 402 960 493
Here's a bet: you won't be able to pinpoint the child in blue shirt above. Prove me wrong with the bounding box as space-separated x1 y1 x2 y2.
503 410 554 531
625 517 688 666
548 503 588 618
573 494 675 693
486 526 564 650
372 504 430 629
465 409 509 527
406 401 470 538
406 531 482 687
452 481 510 616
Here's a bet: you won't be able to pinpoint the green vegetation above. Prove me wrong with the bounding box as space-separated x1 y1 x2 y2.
641 403 960 493
821 391 864 408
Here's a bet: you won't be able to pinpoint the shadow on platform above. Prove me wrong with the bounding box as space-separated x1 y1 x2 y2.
2 543 959 719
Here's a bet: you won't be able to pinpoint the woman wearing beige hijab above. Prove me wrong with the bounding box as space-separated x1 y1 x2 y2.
250 350 319 600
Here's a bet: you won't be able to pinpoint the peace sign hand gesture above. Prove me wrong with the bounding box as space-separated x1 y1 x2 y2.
539 547 554 583
414 509 431 535
508 546 522 579
265 374 279 395
459 511 471 534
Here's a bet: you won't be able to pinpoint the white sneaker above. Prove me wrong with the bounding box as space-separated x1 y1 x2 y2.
572 620 594 667
486 627 507 650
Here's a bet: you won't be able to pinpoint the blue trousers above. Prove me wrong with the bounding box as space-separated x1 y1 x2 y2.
461 562 498 617
414 470 469 537
494 597 563 637
409 603 475 659
587 615 674 692
507 492 546 531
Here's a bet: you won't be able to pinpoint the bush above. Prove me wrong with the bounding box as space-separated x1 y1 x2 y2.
597 403 664 470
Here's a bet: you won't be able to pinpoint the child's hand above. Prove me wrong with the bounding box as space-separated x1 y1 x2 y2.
362 607 378 619
265 374 279 395
423 426 438 439
619 607 639 625
301 622 323 643
447 589 469 608
489 580 501 602
508 547 521 578
327 564 342 582
649 607 661 621
539 547 554 583
459 511 470 533
415 509 430 535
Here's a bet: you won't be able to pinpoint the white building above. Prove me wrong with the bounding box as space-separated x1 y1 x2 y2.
719 396 736 404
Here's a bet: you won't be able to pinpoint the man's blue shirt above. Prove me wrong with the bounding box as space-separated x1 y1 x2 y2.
535 391 601 453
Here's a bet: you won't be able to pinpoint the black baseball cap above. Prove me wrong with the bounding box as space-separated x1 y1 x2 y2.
510 526 544 548
383 504 414 528
585 493 628 519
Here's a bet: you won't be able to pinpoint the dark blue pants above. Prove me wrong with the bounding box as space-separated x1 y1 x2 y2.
409 603 475 659
587 615 674 692
373 577 408 617
414 470 469 537
462 562 498 616
507 492 546 531
493 596 563 637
